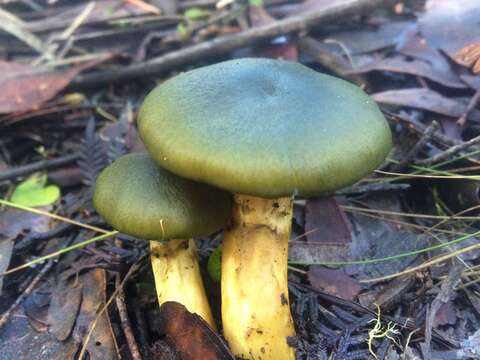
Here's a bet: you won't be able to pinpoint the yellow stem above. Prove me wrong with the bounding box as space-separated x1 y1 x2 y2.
150 239 216 330
222 194 296 360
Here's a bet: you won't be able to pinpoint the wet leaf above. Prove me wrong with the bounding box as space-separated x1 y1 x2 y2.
10 174 60 207
47 280 83 341
23 291 50 332
0 61 81 114
348 57 466 89
308 266 361 301
159 301 234 360
372 88 480 120
418 0 480 58
0 208 50 239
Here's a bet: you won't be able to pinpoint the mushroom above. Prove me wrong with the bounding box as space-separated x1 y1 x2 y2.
137 58 392 359
93 153 232 328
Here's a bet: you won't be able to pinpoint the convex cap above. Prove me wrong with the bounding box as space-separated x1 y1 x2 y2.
93 153 232 240
138 58 392 198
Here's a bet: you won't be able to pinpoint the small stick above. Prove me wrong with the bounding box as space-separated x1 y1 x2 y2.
115 274 142 360
0 260 53 330
416 133 480 165
393 120 439 171
0 153 79 182
386 112 461 147
457 90 480 127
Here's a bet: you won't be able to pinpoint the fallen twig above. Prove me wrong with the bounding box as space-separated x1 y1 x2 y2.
416 134 480 166
393 120 439 171
78 254 147 360
457 90 480 127
0 153 79 182
71 0 396 88
115 274 142 360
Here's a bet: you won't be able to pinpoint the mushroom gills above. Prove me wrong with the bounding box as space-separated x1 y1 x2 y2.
222 194 295 360
150 238 216 330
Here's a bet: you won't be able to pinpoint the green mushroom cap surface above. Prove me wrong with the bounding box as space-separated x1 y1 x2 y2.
138 58 392 198
93 153 233 240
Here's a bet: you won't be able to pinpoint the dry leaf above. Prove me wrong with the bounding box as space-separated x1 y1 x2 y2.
159 302 234 360
454 42 480 74
305 197 352 245
308 267 361 301
348 57 466 89
72 269 118 360
0 61 81 114
372 88 480 120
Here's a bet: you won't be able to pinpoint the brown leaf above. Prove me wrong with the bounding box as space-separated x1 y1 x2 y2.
454 42 480 74
305 197 352 245
48 280 83 341
372 88 480 120
159 302 234 360
72 269 118 360
434 302 457 327
308 267 361 301
290 197 352 264
348 57 466 89
0 61 81 114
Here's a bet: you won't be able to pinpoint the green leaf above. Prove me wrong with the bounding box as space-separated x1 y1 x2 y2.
207 245 222 282
11 174 60 207
249 0 263 7
184 7 210 21
177 23 188 37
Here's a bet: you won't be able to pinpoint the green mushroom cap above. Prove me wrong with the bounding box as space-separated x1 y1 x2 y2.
93 153 233 240
138 58 392 198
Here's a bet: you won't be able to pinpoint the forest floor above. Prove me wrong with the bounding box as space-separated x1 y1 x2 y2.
1 0 480 359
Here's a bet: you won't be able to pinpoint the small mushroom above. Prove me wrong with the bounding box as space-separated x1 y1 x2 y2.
93 153 232 328
138 58 392 359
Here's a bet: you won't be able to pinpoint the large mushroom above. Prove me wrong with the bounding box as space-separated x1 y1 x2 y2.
137 58 392 359
93 153 232 328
